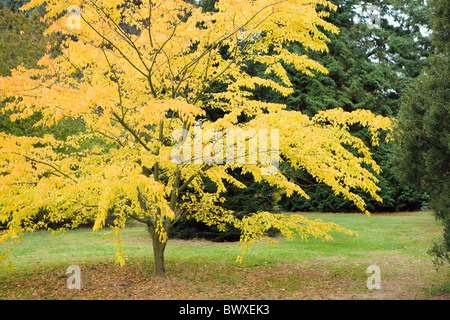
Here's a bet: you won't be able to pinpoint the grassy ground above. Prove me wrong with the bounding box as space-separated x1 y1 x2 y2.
0 211 449 300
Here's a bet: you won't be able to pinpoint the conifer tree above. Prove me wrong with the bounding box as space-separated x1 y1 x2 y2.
250 0 431 213
393 0 450 264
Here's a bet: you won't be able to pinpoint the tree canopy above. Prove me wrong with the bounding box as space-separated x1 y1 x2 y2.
0 0 392 275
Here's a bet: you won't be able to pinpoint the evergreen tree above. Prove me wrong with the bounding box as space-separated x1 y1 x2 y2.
393 0 450 263
0 0 28 11
250 0 431 213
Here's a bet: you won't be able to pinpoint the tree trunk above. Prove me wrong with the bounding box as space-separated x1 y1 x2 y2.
149 225 168 276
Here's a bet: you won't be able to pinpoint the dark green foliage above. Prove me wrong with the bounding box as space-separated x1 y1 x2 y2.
281 171 427 213
170 169 281 241
393 0 450 264
0 8 48 76
169 216 242 242
220 171 281 214
251 0 431 116
281 133 428 213
249 0 431 213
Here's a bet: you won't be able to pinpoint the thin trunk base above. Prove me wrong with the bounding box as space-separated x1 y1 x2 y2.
150 227 167 276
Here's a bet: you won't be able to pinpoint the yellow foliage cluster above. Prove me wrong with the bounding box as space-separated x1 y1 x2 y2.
0 0 392 267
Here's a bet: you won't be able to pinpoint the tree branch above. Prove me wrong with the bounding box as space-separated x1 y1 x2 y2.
111 111 151 152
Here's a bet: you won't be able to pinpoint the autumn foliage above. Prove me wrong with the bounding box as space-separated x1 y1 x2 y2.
0 0 391 275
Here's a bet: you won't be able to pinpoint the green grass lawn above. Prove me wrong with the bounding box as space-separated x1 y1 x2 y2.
1 211 449 299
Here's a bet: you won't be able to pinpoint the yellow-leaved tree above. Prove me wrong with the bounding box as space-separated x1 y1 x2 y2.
0 0 391 275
